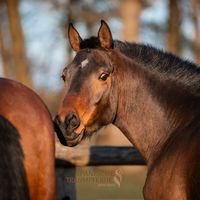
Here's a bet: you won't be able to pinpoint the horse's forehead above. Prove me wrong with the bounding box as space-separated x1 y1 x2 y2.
80 58 89 69
74 50 107 68
74 50 89 62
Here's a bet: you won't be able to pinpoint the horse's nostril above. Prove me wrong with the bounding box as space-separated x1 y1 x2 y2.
65 112 80 130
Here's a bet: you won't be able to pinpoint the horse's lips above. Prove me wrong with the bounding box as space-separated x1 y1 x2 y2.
64 129 85 147
53 118 85 146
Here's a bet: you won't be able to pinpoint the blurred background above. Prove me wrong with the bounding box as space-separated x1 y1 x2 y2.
0 0 200 199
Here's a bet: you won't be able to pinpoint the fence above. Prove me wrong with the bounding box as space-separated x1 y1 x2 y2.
55 141 146 200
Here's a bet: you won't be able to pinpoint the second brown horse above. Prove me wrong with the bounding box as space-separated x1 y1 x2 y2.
0 78 55 200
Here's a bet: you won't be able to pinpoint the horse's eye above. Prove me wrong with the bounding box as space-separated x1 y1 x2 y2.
61 74 66 82
99 72 109 81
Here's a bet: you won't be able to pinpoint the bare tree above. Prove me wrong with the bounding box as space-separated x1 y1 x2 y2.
0 24 10 78
120 0 143 42
191 0 200 64
166 0 181 55
5 0 32 87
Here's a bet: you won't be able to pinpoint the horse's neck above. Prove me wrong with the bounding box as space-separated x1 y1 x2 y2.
114 81 169 163
112 54 184 163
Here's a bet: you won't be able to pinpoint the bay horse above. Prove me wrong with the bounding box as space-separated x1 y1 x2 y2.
0 78 55 200
54 20 200 199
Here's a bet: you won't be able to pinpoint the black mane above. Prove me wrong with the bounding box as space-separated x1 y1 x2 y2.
0 115 29 200
80 37 200 95
80 36 100 49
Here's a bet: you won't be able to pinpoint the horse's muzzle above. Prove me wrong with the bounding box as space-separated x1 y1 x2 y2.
54 115 85 146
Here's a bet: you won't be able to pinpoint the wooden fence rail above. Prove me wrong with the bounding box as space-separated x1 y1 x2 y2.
56 145 146 166
55 141 146 200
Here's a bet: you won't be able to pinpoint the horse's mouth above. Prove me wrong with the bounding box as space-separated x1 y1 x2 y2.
54 120 86 146
63 129 85 147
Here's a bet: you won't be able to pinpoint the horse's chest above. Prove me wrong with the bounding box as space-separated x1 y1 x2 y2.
143 167 187 200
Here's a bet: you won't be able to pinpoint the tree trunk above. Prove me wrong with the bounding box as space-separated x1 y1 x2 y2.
5 0 32 87
0 24 10 78
166 0 181 55
191 0 200 64
120 0 143 42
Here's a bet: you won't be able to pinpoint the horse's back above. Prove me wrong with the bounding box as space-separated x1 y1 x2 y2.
0 78 55 200
0 78 52 127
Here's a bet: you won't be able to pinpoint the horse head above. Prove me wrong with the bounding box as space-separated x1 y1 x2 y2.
54 21 118 146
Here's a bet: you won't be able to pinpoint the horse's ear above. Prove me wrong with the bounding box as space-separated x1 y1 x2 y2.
98 20 113 49
68 23 82 52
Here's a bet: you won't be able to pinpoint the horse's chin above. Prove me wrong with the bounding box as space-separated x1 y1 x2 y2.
64 129 85 147
54 121 86 146
65 127 98 146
